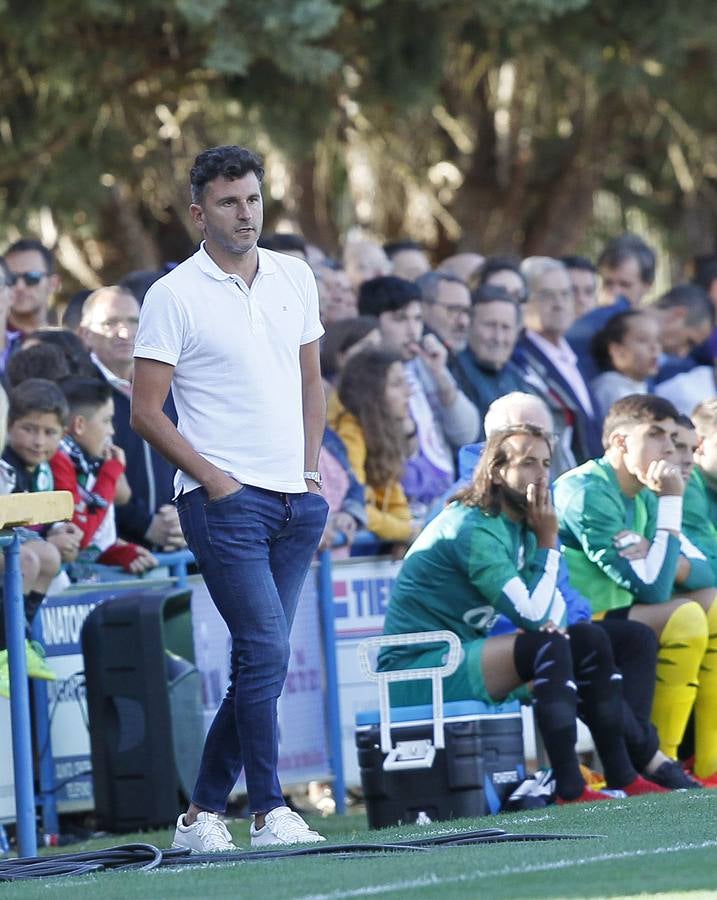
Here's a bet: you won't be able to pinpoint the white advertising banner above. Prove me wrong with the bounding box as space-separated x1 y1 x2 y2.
40 588 106 813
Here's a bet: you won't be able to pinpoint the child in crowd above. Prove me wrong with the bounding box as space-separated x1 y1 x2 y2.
0 380 72 694
590 311 661 417
330 347 421 550
50 377 157 575
2 379 83 563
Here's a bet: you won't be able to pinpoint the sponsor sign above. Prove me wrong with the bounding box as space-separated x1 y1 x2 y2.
330 556 402 786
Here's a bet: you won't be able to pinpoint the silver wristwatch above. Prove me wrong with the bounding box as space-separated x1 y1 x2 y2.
303 470 323 490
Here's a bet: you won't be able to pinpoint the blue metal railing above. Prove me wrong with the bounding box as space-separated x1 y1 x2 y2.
6 529 386 857
2 530 38 858
317 548 345 814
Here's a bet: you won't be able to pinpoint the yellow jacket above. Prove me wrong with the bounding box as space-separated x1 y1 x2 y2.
328 403 412 542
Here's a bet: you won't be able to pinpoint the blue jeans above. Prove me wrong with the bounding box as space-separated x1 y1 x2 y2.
176 483 328 814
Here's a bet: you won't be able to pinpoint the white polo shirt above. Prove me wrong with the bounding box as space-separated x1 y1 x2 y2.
134 243 324 494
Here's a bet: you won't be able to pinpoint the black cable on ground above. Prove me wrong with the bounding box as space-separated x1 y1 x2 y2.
0 843 164 881
0 829 604 882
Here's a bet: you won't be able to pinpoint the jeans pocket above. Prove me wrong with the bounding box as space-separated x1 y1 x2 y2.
304 490 329 508
204 483 246 508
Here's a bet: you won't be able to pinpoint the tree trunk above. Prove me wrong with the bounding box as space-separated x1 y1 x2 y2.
292 156 341 257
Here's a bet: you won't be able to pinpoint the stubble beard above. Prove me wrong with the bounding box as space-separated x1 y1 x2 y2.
500 482 529 517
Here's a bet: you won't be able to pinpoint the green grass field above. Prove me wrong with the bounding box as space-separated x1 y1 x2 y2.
3 792 716 899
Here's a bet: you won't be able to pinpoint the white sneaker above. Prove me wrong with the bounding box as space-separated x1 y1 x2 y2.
171 811 237 852
250 806 326 847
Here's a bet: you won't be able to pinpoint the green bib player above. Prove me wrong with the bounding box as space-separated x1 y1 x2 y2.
380 423 668 803
679 402 717 784
555 394 717 784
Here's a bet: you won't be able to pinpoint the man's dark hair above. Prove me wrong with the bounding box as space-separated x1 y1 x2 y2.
675 413 695 430
320 315 379 378
590 310 646 372
560 255 597 274
62 289 92 331
415 270 465 305
653 283 714 327
453 424 553 516
602 394 679 449
8 378 68 426
258 233 307 257
692 254 717 292
383 239 425 258
27 328 97 377
6 343 71 389
118 269 164 305
598 233 656 285
59 376 113 417
478 256 526 292
4 238 54 274
470 283 520 314
190 145 264 204
358 276 421 316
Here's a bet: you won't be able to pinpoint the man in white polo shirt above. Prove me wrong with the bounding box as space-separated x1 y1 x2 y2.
131 145 328 851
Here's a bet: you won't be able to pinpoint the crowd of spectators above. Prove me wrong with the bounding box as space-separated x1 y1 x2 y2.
2 223 717 800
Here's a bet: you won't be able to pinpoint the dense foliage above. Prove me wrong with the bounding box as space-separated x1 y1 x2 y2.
2 0 717 281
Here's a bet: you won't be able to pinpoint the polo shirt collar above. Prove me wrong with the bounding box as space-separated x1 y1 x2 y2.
195 241 277 282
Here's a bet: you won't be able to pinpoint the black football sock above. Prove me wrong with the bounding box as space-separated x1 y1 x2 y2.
569 622 637 789
514 630 584 800
597 618 660 772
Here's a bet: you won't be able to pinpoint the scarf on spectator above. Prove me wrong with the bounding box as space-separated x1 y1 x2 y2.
59 435 109 513
2 445 53 493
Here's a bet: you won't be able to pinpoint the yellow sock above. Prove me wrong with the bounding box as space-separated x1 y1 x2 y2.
651 601 708 759
694 596 717 778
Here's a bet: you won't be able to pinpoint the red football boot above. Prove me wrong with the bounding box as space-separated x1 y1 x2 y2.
620 775 669 796
556 786 613 805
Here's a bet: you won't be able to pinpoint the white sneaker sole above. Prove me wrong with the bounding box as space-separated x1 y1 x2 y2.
171 840 237 853
251 835 325 848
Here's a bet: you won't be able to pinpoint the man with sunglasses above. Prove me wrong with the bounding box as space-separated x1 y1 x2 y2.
0 252 33 374
4 239 59 336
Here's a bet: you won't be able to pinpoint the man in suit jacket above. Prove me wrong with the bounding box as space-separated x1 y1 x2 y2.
514 257 603 468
